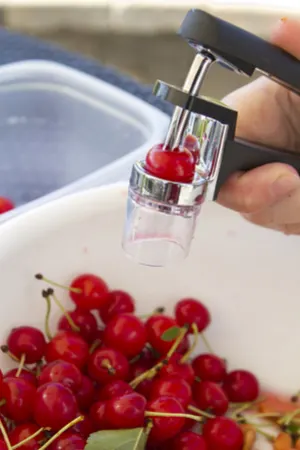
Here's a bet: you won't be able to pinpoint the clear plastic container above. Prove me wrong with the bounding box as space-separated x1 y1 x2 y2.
0 60 169 223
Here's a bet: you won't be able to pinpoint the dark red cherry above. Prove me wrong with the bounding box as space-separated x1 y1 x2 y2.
48 432 86 450
145 144 195 183
223 370 259 403
98 290 135 324
203 417 244 450
175 298 211 333
193 381 229 416
105 392 146 429
170 431 208 450
192 354 227 383
2 377 36 423
150 376 192 407
96 380 133 401
38 360 82 393
7 326 46 363
88 347 129 385
58 309 98 343
147 396 186 443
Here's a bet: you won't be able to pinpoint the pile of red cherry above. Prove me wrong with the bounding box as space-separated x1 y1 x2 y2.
0 271 279 450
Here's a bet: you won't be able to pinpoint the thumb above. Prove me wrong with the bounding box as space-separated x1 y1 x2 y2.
271 17 300 58
217 163 300 214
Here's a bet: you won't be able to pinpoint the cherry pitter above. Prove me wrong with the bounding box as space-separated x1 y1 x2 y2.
122 8 300 268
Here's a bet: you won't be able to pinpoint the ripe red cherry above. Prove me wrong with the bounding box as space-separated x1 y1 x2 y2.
170 431 208 450
106 393 147 429
145 315 180 355
2 377 36 423
145 144 195 183
98 290 135 324
70 274 109 310
0 197 14 214
58 309 98 343
96 380 133 401
147 396 186 443
88 347 129 384
160 353 195 385
9 423 44 449
103 313 147 358
203 417 244 450
48 432 86 450
34 382 78 431
7 326 46 363
89 401 108 430
192 354 227 383
4 368 37 386
150 376 192 407
45 331 89 369
38 360 82 393
76 375 96 411
193 381 229 416
223 370 259 403
175 298 211 333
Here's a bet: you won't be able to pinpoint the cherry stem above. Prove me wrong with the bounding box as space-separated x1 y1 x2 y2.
16 353 26 377
181 323 198 363
145 411 204 422
0 346 33 373
101 359 116 375
232 397 265 417
49 289 80 333
89 339 102 354
130 325 189 389
35 274 81 294
38 416 84 450
42 289 53 340
279 408 300 426
0 418 12 450
11 428 45 450
200 332 214 355
187 404 215 419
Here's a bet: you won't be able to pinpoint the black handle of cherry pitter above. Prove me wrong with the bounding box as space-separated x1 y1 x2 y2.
177 9 300 199
214 140 300 199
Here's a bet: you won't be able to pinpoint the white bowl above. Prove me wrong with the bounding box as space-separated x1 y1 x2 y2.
0 182 298 398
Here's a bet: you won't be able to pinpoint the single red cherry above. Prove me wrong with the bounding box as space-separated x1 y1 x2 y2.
9 423 44 450
147 396 186 443
7 326 46 363
175 298 211 333
223 370 259 403
99 290 135 324
160 353 195 385
145 144 195 183
106 392 146 429
76 375 95 411
170 431 208 450
192 354 227 383
96 380 133 401
48 432 86 450
89 401 108 430
88 347 129 384
150 376 192 407
203 417 244 450
45 331 89 369
103 313 147 358
0 197 14 214
34 382 78 431
58 309 98 343
71 413 93 439
2 377 36 423
70 274 109 310
145 315 180 355
38 360 82 393
4 368 37 386
193 381 229 416
129 361 155 398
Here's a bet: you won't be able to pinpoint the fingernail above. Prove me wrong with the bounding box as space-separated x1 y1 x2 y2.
271 174 300 197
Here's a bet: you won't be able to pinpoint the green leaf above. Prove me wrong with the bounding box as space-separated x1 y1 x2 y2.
84 427 148 450
161 326 181 341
